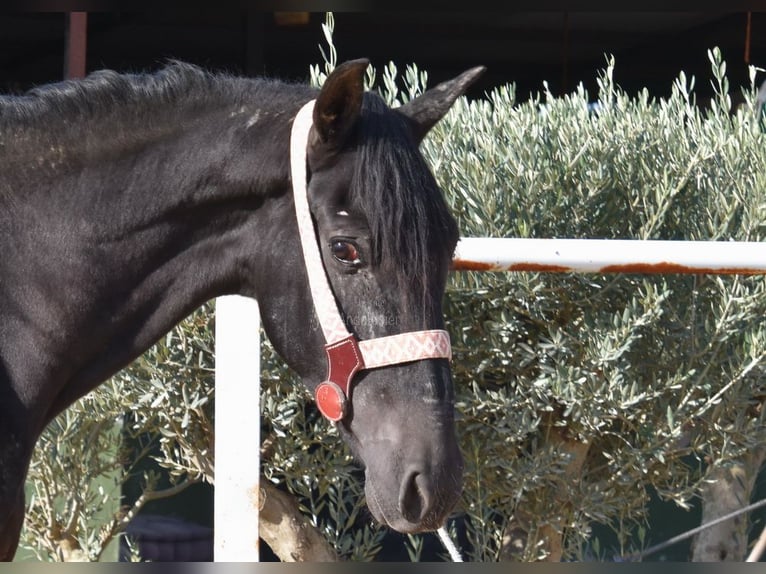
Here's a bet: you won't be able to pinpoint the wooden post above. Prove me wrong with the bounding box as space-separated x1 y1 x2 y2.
64 12 88 80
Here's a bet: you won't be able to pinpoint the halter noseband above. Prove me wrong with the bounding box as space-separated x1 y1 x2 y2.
290 100 452 423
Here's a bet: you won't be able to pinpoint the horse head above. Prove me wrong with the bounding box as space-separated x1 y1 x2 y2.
256 60 484 533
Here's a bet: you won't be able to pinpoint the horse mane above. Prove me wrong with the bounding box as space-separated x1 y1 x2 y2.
0 61 313 135
0 62 222 128
351 93 459 308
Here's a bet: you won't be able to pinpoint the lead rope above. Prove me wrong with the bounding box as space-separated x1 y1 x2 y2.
437 525 463 562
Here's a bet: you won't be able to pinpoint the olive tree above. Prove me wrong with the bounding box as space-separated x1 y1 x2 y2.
429 48 766 561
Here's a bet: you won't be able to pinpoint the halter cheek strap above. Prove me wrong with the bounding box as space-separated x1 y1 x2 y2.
290 100 452 422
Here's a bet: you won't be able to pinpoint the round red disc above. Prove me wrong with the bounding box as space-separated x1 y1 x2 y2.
315 381 347 422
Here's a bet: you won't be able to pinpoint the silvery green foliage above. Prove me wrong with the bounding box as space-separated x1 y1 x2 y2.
20 383 129 561
19 308 217 561
425 47 766 560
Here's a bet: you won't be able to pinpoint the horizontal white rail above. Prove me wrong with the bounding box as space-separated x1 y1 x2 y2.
453 238 766 275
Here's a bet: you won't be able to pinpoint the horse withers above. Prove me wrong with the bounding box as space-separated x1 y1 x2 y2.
0 59 484 560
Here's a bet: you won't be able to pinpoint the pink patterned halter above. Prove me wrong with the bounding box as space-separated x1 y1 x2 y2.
290 100 452 422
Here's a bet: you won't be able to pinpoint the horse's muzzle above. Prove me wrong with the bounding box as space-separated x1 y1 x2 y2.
364 446 464 533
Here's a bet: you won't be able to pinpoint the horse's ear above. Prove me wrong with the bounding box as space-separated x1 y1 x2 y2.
312 59 370 148
397 66 486 142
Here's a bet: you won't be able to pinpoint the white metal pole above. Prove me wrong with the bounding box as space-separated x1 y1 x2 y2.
214 295 261 561
453 238 766 275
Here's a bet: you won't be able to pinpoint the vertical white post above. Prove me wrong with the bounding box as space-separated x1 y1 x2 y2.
214 295 261 561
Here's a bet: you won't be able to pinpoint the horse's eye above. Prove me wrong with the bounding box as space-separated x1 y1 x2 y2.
330 240 362 265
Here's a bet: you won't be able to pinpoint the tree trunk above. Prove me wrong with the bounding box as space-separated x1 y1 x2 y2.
500 428 591 562
258 479 338 562
691 446 766 561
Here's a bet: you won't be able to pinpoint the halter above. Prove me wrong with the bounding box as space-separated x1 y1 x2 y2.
290 100 452 423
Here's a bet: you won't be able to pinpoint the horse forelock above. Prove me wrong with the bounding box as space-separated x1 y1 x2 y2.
349 93 459 310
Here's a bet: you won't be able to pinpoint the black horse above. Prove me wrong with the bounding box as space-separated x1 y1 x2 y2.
0 58 483 560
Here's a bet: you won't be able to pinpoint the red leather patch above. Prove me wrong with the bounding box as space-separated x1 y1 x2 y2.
324 336 365 397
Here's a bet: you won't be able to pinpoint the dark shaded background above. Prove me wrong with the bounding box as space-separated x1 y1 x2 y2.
1 12 764 103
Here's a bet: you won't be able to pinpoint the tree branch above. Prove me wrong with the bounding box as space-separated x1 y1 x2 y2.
258 479 338 562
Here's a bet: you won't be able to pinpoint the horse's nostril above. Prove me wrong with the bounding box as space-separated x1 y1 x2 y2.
399 470 433 523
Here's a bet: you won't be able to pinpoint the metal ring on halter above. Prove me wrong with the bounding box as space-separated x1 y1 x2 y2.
315 381 348 422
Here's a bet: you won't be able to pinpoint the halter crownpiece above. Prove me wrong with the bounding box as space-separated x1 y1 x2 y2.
290 100 452 422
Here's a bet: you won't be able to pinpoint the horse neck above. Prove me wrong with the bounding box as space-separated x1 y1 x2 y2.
0 75 311 418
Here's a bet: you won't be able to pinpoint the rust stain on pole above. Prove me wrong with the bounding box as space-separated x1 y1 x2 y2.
451 259 496 271
452 260 571 273
599 262 764 275
65 12 87 80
